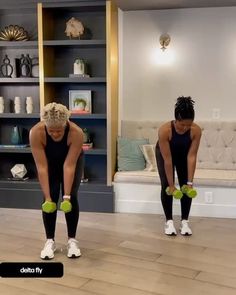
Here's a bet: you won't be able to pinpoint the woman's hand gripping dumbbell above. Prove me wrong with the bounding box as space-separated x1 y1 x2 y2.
60 195 72 213
181 182 197 198
165 186 183 199
42 200 57 213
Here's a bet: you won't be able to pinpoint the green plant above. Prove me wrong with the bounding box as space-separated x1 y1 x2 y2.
73 98 86 108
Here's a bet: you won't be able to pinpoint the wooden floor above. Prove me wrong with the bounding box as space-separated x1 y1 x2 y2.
1 209 236 295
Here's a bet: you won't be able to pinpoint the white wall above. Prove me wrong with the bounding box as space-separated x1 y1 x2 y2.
119 7 236 122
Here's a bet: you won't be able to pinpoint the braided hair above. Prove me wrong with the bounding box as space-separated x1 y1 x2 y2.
41 102 71 127
174 96 195 121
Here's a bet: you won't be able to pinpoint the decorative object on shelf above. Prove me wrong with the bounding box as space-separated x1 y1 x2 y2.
0 55 13 77
83 128 90 143
10 125 22 145
14 96 21 113
0 25 29 41
69 58 90 78
19 54 32 77
80 169 88 183
65 17 84 39
26 96 33 114
10 164 27 179
74 58 85 74
69 90 92 113
82 128 93 150
0 96 4 113
31 57 39 77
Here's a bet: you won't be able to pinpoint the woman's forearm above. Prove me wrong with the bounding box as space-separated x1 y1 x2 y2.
37 168 51 201
63 165 76 196
187 156 197 183
164 160 174 187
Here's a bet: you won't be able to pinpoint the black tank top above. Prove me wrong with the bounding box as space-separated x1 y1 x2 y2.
45 124 70 167
169 120 192 158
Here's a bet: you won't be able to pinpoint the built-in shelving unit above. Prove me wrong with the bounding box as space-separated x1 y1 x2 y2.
0 1 118 212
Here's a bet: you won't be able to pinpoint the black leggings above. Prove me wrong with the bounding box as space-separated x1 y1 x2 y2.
156 146 192 221
42 152 84 239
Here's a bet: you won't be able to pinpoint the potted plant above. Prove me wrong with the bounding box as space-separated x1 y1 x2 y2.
73 98 87 111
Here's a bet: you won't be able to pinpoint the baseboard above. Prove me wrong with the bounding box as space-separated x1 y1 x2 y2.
114 182 236 218
115 200 236 218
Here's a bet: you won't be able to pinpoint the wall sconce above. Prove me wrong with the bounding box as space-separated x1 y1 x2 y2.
159 34 171 51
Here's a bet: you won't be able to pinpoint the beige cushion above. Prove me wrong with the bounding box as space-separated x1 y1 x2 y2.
114 170 159 184
114 169 236 187
140 144 157 172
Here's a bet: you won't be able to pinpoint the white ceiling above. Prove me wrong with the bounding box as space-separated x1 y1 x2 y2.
114 0 236 11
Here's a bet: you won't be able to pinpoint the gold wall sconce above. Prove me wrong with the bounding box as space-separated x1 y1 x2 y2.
159 34 171 51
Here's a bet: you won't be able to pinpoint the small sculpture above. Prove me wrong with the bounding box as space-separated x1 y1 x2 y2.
0 55 13 77
65 17 84 39
19 54 32 77
0 25 29 41
11 164 27 179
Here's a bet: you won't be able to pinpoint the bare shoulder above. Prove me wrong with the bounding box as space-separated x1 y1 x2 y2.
158 121 171 139
29 122 45 141
191 122 202 137
68 121 83 138
69 121 83 134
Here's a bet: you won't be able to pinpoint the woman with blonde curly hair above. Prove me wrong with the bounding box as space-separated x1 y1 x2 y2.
30 102 84 259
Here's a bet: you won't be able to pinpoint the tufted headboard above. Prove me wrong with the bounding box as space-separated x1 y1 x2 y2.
121 121 236 170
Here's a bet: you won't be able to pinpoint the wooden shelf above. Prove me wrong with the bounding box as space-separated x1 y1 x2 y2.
70 113 106 119
0 147 31 153
84 149 107 155
44 77 106 83
0 146 106 155
44 40 105 47
0 113 40 119
0 41 38 48
0 78 39 84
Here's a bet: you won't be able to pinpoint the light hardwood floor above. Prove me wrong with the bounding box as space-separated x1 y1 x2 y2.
1 208 236 295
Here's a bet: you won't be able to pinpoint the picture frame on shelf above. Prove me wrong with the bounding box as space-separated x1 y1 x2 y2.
69 90 92 114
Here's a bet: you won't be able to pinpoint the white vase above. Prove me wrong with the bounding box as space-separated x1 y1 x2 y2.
14 96 21 114
26 103 33 114
26 96 33 113
74 59 85 75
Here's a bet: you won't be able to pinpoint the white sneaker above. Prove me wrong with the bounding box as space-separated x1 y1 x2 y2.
180 220 192 236
164 220 177 236
40 239 56 260
67 238 81 258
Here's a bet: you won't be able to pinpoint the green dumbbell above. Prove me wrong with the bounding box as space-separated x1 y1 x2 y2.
60 200 72 213
42 201 57 213
181 185 197 198
165 187 183 199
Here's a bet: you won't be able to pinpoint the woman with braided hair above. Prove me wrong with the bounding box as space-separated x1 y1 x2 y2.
30 102 84 259
156 96 201 236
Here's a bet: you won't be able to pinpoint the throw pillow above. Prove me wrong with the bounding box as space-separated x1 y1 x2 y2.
117 137 149 171
140 144 157 172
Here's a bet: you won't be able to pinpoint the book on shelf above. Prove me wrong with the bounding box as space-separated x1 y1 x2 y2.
82 143 93 150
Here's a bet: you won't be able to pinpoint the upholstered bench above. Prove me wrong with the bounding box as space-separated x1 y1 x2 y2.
113 121 236 218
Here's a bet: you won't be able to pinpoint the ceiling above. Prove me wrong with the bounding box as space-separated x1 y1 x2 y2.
114 0 236 11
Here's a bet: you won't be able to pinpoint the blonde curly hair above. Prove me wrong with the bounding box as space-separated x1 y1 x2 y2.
41 102 71 127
